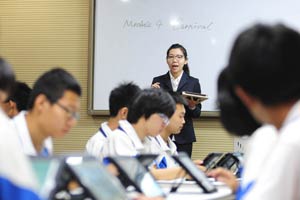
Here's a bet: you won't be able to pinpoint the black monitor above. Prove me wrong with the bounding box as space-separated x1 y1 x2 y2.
107 156 165 198
172 152 217 193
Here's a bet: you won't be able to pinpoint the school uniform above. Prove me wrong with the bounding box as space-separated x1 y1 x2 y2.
85 122 113 158
144 135 178 168
0 109 40 199
243 101 300 200
102 120 145 157
236 125 278 200
152 71 201 157
12 111 53 157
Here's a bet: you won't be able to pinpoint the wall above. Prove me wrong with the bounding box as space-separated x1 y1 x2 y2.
0 0 233 160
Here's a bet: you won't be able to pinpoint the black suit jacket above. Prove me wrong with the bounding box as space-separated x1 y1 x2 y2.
152 72 202 144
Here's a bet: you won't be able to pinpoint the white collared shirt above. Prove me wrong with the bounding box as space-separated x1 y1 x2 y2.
86 121 113 158
12 111 53 157
144 135 178 168
0 108 39 194
169 71 183 91
102 120 145 157
244 101 300 200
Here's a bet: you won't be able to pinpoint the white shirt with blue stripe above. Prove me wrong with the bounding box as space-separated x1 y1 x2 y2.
12 111 53 157
86 121 113 158
0 109 40 199
102 120 145 157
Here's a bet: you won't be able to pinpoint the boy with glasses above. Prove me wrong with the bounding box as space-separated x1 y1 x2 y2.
13 68 81 156
102 88 175 157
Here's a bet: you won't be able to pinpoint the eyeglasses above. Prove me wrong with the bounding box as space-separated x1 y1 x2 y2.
55 102 80 120
158 113 170 125
167 55 184 60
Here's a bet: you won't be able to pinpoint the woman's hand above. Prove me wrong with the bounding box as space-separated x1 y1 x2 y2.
151 82 160 89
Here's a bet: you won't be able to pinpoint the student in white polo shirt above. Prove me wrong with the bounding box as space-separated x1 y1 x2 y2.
102 88 175 157
13 68 81 157
86 82 141 158
145 92 187 168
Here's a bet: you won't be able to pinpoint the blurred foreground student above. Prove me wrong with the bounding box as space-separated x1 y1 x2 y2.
209 24 300 200
1 81 31 118
209 67 277 195
13 68 81 156
86 82 141 158
102 88 175 157
0 57 40 199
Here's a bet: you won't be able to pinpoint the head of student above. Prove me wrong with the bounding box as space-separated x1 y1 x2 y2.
166 43 190 76
27 68 82 138
127 88 175 136
109 82 141 119
0 57 15 104
217 68 261 136
2 81 31 118
165 91 187 134
227 23 300 126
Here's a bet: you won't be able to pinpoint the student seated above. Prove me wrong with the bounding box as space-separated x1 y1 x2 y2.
145 91 187 168
102 88 175 157
13 68 81 156
209 23 300 200
86 82 141 158
0 57 40 199
1 81 31 118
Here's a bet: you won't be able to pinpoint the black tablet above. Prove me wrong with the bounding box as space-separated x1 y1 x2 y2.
107 156 165 198
202 152 224 169
172 152 217 193
65 156 129 200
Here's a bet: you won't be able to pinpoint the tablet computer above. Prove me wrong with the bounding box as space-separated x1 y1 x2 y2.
172 152 217 193
65 156 129 200
30 156 65 199
107 156 165 198
181 91 208 103
202 152 224 169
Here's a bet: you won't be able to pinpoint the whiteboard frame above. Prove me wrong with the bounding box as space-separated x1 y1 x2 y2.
87 0 219 117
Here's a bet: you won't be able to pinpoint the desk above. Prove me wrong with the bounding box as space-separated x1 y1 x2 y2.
158 180 234 200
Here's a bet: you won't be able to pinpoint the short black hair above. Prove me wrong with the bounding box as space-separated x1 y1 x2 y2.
217 68 261 136
227 23 300 105
127 88 175 124
169 91 188 106
109 82 141 117
28 68 81 109
0 57 15 97
7 81 32 112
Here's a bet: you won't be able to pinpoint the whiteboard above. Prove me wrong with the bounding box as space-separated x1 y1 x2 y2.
89 0 300 115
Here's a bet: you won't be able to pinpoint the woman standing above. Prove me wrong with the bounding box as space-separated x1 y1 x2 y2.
151 43 202 157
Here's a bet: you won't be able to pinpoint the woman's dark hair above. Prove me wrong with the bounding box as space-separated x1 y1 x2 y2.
217 68 261 136
167 43 190 76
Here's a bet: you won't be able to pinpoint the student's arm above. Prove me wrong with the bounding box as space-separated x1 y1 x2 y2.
150 167 186 180
207 167 239 192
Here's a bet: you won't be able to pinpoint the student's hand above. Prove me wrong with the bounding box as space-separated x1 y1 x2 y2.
193 159 207 171
151 82 160 89
133 195 165 200
207 167 239 192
